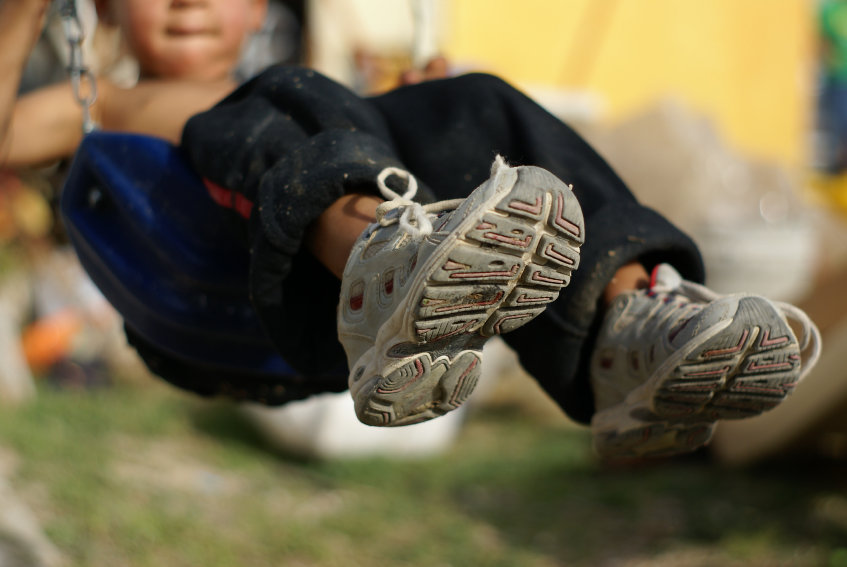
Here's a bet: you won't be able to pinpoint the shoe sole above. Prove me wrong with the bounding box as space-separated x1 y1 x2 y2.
591 296 803 460
355 166 584 426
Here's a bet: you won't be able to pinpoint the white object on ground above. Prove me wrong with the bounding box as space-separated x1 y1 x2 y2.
242 393 467 459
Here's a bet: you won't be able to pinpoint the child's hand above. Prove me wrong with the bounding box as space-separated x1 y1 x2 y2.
2 0 52 51
399 56 450 86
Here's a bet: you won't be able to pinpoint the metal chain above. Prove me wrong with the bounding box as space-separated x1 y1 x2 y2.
58 0 98 133
410 0 432 69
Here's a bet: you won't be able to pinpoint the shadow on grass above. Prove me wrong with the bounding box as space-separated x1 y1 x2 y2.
187 402 266 448
444 414 847 564
186 399 321 465
185 400 847 565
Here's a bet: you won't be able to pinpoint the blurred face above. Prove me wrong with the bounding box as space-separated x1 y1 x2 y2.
101 0 267 80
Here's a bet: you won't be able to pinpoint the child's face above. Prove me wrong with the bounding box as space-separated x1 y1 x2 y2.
101 0 267 81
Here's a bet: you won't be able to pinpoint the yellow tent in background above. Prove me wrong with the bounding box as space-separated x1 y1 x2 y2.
442 0 815 168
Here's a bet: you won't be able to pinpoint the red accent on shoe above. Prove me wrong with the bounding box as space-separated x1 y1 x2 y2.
434 291 504 313
554 193 581 236
508 196 543 215
442 260 467 271
483 232 531 248
649 264 661 288
668 316 693 342
514 292 553 304
543 243 576 265
759 329 790 347
703 329 749 358
530 270 566 285
450 264 521 280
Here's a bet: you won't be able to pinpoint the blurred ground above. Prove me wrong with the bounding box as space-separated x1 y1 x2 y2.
0 374 845 567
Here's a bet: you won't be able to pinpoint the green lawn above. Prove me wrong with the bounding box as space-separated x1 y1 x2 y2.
0 379 845 567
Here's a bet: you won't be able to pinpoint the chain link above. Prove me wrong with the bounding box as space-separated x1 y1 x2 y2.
58 0 98 133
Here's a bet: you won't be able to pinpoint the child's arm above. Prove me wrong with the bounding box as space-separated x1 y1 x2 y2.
0 0 56 167
4 77 236 169
4 82 87 168
97 78 238 146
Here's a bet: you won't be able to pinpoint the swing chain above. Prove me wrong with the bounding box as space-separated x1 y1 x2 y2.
58 0 98 133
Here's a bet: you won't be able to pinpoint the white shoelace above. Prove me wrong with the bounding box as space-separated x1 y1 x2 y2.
375 167 462 239
773 301 822 380
654 266 823 381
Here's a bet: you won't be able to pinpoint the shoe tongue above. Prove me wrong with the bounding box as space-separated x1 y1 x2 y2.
650 263 683 292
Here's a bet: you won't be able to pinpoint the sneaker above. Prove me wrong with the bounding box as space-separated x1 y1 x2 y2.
338 157 584 426
590 263 822 460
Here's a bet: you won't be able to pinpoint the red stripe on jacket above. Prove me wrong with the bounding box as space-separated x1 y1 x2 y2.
203 179 253 219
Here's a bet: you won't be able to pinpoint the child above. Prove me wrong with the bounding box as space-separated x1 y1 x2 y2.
0 0 267 393
0 0 265 167
2 0 821 460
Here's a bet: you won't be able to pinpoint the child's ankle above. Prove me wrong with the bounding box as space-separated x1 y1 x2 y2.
306 194 382 279
603 262 650 306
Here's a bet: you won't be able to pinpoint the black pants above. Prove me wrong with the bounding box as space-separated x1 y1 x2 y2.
180 65 704 424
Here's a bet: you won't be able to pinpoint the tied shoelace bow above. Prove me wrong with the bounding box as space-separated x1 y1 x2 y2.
650 266 823 382
375 167 463 239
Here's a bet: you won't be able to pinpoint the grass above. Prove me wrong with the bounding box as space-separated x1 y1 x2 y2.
0 378 846 566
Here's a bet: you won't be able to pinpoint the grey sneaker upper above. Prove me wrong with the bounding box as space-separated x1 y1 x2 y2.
337 166 465 375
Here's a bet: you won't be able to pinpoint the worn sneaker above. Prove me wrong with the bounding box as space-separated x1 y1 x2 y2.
590 263 822 460
338 157 584 426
